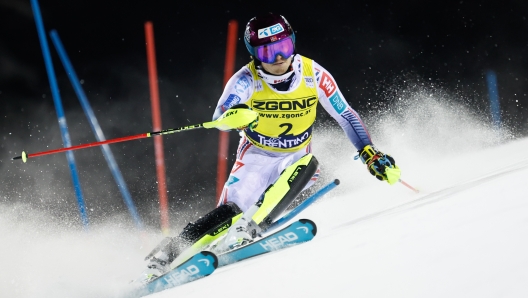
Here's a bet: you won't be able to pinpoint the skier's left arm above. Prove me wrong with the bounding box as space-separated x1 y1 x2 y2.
314 63 400 184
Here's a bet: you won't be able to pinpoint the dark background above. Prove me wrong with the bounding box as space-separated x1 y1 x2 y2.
1 0 527 229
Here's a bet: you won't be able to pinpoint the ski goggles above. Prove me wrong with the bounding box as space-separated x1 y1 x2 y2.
254 37 295 63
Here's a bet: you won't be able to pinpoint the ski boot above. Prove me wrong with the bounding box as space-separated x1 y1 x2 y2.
214 205 261 252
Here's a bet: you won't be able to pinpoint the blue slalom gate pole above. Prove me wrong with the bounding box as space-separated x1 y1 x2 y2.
30 0 89 229
486 70 501 130
49 30 144 230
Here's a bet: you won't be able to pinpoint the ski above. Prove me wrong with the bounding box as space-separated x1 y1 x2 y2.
266 179 339 233
125 251 218 298
125 180 335 296
217 218 317 267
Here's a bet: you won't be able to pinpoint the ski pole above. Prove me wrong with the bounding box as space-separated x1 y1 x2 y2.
399 179 419 193
12 108 258 163
384 166 418 193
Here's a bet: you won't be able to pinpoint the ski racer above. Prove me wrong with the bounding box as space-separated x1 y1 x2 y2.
140 12 400 282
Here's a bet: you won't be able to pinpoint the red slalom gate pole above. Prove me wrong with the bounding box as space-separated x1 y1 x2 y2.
216 20 238 205
145 21 170 235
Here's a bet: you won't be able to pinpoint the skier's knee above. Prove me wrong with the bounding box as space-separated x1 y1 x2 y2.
302 168 320 191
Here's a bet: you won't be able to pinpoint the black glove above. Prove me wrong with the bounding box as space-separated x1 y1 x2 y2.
356 145 400 184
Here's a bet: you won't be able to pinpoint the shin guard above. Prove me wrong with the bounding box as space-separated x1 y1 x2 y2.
252 153 319 229
162 202 242 265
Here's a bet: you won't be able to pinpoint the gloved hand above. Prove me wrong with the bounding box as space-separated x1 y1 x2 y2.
228 104 258 131
356 145 401 185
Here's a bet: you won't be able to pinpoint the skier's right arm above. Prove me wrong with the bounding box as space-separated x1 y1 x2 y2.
212 67 254 123
313 61 400 184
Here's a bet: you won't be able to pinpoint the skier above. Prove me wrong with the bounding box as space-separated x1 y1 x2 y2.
140 12 399 282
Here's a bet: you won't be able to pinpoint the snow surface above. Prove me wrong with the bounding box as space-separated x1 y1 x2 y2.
2 97 528 298
149 138 528 298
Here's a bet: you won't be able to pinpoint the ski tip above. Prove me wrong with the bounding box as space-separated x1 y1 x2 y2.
200 251 219 269
333 179 340 185
298 218 317 236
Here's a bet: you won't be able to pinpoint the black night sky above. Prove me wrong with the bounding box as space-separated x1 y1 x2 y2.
1 0 527 228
